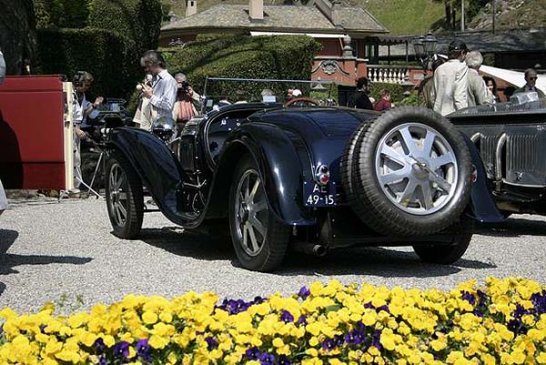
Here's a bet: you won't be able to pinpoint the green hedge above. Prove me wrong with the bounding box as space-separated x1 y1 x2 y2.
162 34 322 102
33 0 90 29
369 82 406 103
37 27 138 97
87 0 162 54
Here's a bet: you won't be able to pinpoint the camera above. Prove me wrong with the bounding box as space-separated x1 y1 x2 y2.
180 81 190 94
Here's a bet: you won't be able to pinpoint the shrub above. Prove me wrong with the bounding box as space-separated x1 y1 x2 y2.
369 82 405 103
33 0 91 29
87 0 163 54
1 277 546 364
37 27 138 98
163 34 322 101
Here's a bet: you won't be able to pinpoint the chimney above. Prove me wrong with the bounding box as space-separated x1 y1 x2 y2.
186 0 197 17
249 0 264 21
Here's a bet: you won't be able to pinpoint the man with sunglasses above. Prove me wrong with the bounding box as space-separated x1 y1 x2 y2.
514 68 544 98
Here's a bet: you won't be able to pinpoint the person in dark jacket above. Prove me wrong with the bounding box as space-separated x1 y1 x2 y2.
514 68 544 98
348 77 373 110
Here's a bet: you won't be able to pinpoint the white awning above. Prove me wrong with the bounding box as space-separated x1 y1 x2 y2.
480 65 546 91
250 31 345 38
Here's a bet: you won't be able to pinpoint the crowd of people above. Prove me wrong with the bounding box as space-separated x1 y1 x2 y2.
424 40 543 116
347 40 544 117
66 46 543 192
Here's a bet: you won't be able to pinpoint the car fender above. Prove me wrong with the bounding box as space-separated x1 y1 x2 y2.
107 127 194 226
208 123 316 226
465 135 504 223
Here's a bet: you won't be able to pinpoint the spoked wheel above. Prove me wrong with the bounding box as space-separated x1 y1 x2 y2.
413 216 474 264
229 156 289 272
375 122 458 215
105 151 143 239
343 107 472 236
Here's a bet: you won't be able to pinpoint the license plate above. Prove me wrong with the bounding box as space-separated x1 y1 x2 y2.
303 181 336 207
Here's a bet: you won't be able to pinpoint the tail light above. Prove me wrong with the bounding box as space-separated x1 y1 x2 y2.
316 165 330 186
471 164 478 183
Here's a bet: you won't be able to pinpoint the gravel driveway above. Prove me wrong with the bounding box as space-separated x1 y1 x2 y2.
1 198 545 313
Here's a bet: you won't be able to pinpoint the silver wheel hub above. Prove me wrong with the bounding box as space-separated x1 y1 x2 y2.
234 169 269 257
108 164 128 226
375 123 458 215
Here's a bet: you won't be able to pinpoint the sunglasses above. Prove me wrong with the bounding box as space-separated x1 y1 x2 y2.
529 77 537 80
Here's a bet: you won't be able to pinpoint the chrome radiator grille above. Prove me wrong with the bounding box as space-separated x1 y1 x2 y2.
459 124 546 188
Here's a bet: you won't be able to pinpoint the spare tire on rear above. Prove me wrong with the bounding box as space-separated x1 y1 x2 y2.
342 106 472 236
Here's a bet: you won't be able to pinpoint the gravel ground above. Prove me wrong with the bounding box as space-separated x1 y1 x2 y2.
1 198 545 314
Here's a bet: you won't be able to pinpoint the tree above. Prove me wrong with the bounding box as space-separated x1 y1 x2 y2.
33 0 91 29
0 0 38 74
433 0 490 31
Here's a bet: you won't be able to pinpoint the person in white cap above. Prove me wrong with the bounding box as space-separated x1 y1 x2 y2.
433 39 469 116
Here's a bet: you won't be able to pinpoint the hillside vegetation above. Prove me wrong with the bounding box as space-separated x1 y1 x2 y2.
469 0 546 30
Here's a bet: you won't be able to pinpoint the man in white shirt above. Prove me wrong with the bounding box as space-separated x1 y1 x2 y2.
74 71 103 127
465 51 493 107
433 40 469 116
140 50 177 126
71 85 84 192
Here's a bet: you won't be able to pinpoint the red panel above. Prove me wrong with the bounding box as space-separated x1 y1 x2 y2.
317 39 342 56
0 76 66 189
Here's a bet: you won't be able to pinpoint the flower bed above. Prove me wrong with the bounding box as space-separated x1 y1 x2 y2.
1 277 546 364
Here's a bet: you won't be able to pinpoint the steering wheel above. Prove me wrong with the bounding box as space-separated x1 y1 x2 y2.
285 97 321 107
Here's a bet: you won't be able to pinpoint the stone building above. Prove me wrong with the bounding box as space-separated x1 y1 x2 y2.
160 0 391 86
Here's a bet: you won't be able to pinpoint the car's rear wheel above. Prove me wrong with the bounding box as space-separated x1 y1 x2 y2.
343 107 472 236
105 151 144 239
229 156 290 272
413 216 473 264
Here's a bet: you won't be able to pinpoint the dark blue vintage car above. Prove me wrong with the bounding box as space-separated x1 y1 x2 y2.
104 103 503 271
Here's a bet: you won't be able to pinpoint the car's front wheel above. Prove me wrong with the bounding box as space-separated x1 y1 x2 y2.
229 156 290 272
105 151 144 239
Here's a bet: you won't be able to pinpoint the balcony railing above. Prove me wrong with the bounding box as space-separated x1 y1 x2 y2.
367 65 410 84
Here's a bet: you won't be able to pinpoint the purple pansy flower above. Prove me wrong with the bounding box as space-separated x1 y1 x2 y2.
259 352 275 365
245 347 261 360
298 286 310 299
461 291 476 306
531 291 546 314
113 341 129 360
322 339 335 351
136 339 151 361
94 338 106 354
280 310 294 323
371 330 382 350
205 336 219 350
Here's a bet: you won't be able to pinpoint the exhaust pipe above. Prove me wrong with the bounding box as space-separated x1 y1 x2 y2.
293 243 327 257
